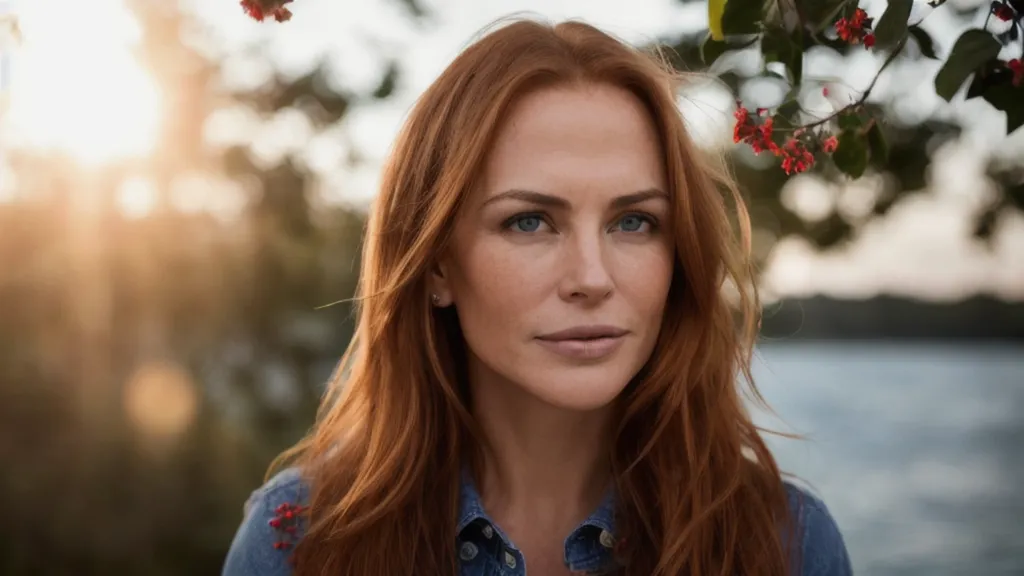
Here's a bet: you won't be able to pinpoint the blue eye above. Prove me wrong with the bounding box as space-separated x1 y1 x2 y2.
616 213 654 233
509 215 543 233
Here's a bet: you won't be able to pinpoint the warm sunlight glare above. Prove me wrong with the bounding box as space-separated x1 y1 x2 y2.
5 0 160 164
118 176 157 218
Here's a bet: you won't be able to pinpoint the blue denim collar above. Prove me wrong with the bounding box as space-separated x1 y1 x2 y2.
456 468 620 574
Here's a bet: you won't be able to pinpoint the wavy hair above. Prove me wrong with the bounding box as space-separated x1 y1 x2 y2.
276 17 794 576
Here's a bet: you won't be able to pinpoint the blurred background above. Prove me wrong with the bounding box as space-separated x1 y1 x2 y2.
0 0 1021 574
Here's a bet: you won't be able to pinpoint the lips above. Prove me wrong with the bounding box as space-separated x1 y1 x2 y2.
536 325 629 341
535 325 629 360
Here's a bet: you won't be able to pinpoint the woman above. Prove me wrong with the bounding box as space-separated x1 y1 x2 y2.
223 18 852 576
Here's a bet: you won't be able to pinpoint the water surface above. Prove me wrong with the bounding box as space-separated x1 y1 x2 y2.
752 343 1024 576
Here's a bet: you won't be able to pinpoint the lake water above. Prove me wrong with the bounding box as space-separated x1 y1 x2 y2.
752 343 1024 576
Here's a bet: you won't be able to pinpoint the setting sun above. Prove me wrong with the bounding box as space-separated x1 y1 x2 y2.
3 0 160 164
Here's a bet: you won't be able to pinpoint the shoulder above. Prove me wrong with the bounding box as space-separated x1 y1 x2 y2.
783 482 853 576
222 468 311 576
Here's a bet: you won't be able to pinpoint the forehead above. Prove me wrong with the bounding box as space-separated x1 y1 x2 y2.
477 83 666 200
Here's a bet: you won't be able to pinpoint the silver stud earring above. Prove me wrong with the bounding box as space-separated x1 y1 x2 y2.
430 294 441 306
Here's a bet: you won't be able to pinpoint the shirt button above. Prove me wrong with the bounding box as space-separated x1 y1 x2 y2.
599 529 616 549
459 541 478 561
481 524 494 539
503 550 517 568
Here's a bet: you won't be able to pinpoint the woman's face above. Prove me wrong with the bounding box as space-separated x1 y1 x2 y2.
434 83 674 412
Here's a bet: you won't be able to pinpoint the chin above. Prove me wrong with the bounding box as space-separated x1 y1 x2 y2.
521 366 634 412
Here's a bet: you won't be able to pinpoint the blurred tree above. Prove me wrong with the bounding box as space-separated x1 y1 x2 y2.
661 0 1023 256
0 0 415 573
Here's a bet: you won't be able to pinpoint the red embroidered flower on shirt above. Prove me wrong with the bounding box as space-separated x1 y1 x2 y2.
268 501 307 554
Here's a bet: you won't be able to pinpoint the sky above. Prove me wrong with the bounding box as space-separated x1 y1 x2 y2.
0 0 1022 301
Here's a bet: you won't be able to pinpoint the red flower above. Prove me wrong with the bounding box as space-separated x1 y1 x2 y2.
240 1 263 20
835 8 875 49
733 105 780 156
992 2 1015 21
1008 59 1024 87
755 119 779 154
822 135 839 154
241 0 294 22
779 139 815 175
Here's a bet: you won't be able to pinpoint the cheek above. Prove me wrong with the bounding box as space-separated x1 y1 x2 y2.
615 241 674 314
450 237 552 330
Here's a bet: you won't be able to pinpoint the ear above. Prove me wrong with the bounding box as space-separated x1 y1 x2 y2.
429 257 454 308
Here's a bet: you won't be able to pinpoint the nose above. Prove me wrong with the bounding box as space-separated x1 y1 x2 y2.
558 231 614 304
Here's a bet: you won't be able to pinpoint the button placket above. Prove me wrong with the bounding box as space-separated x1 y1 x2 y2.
503 549 517 569
459 541 479 561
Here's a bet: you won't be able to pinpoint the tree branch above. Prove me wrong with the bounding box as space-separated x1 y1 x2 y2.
793 36 909 132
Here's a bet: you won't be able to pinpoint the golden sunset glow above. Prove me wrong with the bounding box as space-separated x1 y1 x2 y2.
4 0 160 164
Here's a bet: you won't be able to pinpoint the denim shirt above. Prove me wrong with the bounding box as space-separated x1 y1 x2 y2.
222 467 853 576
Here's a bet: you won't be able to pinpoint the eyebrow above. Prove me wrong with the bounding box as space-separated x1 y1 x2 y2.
481 188 668 210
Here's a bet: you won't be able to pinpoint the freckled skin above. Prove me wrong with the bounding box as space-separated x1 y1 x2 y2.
435 83 674 412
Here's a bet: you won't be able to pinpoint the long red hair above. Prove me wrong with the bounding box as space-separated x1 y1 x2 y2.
276 18 794 576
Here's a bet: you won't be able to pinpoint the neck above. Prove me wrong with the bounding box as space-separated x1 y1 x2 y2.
469 372 615 535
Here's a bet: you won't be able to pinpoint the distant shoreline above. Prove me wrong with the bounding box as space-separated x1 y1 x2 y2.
758 295 1024 341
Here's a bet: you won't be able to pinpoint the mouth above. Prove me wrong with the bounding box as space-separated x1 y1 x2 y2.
537 325 629 341
535 325 629 360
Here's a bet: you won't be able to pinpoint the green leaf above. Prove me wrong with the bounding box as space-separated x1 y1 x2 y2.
966 73 986 100
701 35 759 66
962 57 1024 133
700 35 729 65
766 100 802 144
761 27 803 87
872 0 913 50
981 83 1024 134
934 30 1002 101
837 110 865 132
722 0 765 36
867 122 889 165
832 130 869 178
777 99 802 119
766 0 801 33
965 59 1006 100
908 26 937 59
372 62 399 99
